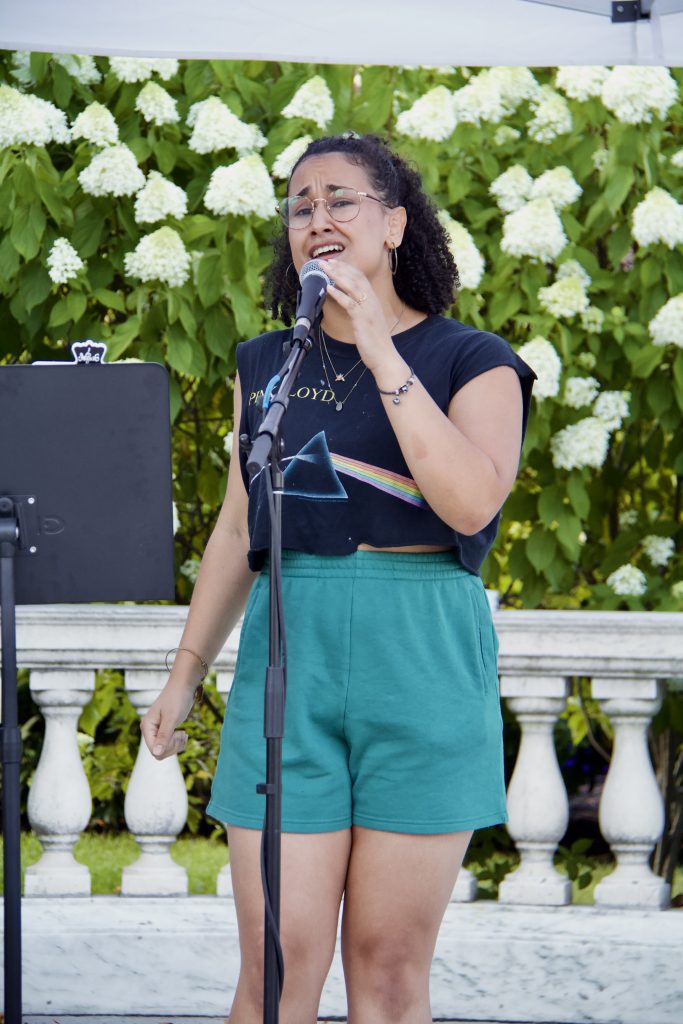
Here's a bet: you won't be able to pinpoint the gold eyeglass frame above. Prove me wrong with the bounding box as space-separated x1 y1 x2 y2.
275 188 389 229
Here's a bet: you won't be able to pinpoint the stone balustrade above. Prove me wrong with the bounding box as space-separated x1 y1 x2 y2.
3 604 683 1022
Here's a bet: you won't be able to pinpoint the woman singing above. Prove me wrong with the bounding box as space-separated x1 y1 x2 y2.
142 133 534 1023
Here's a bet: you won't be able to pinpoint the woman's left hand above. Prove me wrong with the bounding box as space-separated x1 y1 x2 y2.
325 261 401 376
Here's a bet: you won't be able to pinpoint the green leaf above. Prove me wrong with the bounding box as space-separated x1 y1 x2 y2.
487 289 522 331
12 162 34 200
197 253 224 307
526 529 557 572
93 288 126 313
106 315 141 360
52 62 73 107
538 484 565 527
0 232 21 281
603 165 634 214
184 215 219 243
48 291 87 327
567 473 590 519
204 306 230 358
646 374 673 417
154 139 177 175
629 345 665 379
11 203 46 260
19 263 53 312
556 511 582 559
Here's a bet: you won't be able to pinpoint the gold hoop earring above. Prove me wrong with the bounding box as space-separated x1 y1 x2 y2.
388 244 398 276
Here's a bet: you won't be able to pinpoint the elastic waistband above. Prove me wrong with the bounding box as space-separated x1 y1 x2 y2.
262 549 472 580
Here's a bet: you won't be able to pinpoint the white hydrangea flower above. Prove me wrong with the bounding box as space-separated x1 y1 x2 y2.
134 171 188 224
530 167 582 210
395 86 457 141
642 535 675 568
78 144 145 197
46 238 84 284
607 564 647 597
123 226 191 287
0 84 70 147
489 165 534 213
493 126 520 146
188 96 266 156
556 67 609 101
453 66 539 126
527 86 572 143
564 376 600 409
172 502 180 535
9 52 34 86
538 276 589 318
601 66 677 124
271 136 312 179
224 431 233 457
592 147 609 171
282 76 334 130
578 351 597 370
54 54 101 85
619 509 639 529
437 211 485 290
71 102 119 147
180 557 201 584
672 151 683 169
204 155 276 219
580 306 604 334
135 82 179 126
671 580 683 601
550 417 611 470
632 188 683 250
517 336 561 400
649 295 683 348
557 259 591 287
501 199 568 263
109 57 179 83
594 390 630 432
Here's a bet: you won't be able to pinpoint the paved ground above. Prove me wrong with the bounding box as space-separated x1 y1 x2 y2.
21 1017 542 1023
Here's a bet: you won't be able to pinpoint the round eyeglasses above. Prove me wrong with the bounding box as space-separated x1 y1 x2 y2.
276 187 389 229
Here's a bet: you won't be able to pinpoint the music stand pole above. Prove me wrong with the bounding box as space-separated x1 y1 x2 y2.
0 497 23 1024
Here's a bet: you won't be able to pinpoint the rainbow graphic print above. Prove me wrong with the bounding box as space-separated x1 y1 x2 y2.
282 431 426 509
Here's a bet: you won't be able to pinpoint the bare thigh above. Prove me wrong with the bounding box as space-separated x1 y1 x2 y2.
227 825 351 1023
341 826 473 1024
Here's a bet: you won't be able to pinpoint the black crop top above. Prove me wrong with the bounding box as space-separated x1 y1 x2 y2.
237 315 535 574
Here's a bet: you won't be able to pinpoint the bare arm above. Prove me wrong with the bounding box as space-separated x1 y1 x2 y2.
375 357 524 535
141 374 256 759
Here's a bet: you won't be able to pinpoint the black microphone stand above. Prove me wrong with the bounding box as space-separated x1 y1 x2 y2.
245 323 316 1024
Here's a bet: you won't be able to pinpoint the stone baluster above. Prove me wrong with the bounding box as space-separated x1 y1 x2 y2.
214 667 234 898
591 677 670 909
24 669 95 896
122 670 188 895
498 675 572 905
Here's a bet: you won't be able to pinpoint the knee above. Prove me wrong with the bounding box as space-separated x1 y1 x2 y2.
345 934 428 1013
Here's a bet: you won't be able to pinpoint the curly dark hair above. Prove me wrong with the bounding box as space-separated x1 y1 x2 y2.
263 134 459 324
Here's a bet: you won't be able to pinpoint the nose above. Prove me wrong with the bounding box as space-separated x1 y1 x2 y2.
309 198 334 230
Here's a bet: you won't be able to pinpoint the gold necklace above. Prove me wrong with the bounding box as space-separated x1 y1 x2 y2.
319 303 406 413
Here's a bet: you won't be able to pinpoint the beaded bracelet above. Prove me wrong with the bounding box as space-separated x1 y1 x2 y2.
165 646 208 704
377 368 416 405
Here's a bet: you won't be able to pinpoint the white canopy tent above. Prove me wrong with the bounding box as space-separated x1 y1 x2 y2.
0 0 681 66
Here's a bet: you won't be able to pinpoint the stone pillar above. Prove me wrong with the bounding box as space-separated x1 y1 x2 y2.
24 670 95 896
498 675 572 906
592 677 670 909
214 667 234 898
122 670 188 895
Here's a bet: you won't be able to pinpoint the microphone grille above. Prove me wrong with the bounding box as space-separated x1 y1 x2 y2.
299 259 332 285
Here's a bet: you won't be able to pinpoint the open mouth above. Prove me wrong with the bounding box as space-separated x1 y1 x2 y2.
311 244 345 260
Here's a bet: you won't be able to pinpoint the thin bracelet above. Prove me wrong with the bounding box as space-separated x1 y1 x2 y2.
377 367 417 405
165 647 208 704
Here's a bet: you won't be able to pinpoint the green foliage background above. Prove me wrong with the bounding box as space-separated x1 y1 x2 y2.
1 54 681 608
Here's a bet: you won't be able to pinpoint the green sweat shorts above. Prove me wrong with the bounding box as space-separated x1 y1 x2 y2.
206 550 507 834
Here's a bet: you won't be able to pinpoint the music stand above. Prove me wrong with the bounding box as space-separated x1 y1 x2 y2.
0 344 175 1023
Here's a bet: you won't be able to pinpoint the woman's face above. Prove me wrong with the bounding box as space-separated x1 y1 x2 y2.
286 152 399 283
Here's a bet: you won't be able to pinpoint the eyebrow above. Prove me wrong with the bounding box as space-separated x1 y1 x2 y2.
294 183 348 197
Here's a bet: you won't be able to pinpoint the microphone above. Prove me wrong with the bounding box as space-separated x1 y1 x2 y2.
291 259 332 345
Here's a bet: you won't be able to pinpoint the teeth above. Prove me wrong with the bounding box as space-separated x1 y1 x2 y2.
313 245 343 257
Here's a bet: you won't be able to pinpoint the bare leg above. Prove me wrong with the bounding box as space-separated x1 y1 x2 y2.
227 825 351 1024
341 826 472 1024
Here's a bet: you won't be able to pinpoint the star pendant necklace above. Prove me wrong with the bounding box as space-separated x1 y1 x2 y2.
320 302 406 413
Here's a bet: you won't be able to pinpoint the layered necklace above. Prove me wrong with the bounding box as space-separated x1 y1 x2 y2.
320 303 405 413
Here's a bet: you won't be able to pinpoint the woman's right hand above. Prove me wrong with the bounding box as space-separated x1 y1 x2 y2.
140 683 198 760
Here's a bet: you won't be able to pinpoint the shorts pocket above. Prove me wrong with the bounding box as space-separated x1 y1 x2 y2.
227 574 264 711
465 577 498 695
